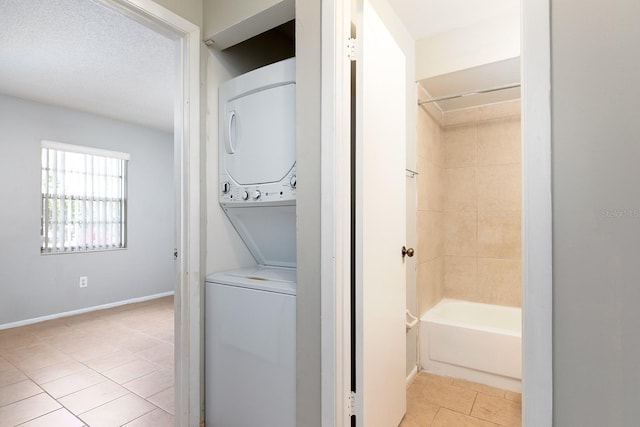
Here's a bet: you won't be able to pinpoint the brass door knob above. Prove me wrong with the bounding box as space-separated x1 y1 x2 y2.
402 246 414 258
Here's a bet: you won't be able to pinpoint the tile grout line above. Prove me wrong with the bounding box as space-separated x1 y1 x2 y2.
0 297 174 426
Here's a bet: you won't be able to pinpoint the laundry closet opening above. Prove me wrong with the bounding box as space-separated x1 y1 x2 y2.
203 20 297 427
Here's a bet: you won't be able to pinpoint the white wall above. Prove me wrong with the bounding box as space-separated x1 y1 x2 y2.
153 0 203 27
0 94 174 326
415 8 520 81
551 0 640 424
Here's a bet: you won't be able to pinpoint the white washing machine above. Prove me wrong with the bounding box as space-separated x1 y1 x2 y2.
205 58 296 427
205 266 295 427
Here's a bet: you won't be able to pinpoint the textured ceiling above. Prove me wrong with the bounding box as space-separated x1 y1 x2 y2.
0 0 177 133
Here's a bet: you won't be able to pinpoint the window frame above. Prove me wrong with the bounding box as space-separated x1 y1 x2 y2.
40 140 130 254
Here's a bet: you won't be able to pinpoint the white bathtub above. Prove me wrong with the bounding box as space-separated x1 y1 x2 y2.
420 299 522 392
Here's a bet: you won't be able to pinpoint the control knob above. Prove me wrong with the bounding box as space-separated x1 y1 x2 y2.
241 190 249 200
222 181 231 193
252 190 261 200
290 175 297 189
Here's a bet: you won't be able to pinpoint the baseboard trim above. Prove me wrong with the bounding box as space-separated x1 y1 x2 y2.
406 364 419 388
0 291 175 330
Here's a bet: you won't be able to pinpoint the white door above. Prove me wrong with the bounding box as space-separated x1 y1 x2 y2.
355 0 407 426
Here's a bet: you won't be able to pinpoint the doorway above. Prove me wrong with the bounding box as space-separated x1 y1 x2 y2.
319 0 552 426
0 1 201 425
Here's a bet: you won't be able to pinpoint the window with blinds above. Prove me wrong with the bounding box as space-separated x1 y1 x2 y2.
40 141 129 254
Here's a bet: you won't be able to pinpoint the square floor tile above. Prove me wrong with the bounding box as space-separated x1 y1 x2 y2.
147 386 174 415
433 408 499 427
0 379 43 407
40 369 107 399
58 380 129 414
123 408 174 427
102 359 158 385
18 408 85 427
0 393 60 427
124 369 173 398
79 393 155 427
470 393 522 427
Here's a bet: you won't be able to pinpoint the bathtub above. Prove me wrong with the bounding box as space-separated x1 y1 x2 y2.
420 299 522 392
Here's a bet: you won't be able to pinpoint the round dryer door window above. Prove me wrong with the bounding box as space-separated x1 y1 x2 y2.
223 83 296 186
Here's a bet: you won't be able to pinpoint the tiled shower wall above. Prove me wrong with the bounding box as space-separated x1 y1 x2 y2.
417 98 522 313
416 99 445 316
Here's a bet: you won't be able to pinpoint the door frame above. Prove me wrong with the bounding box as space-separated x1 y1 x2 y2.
100 1 202 426
320 0 553 426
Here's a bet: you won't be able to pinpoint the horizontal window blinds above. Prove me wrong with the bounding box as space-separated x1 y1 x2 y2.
40 141 128 253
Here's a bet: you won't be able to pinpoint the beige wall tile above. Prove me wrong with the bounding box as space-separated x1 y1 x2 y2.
477 165 521 212
417 257 444 316
418 163 443 212
417 109 430 162
418 107 444 166
444 107 478 126
477 258 522 307
477 118 521 166
444 167 477 213
416 262 429 316
445 211 477 257
477 210 521 259
478 99 521 121
444 256 478 301
444 124 476 168
417 211 443 263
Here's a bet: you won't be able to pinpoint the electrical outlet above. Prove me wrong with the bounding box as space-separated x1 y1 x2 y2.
79 276 88 288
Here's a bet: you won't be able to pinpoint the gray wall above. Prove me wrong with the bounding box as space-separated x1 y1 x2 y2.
0 94 175 326
552 0 640 424
295 0 321 425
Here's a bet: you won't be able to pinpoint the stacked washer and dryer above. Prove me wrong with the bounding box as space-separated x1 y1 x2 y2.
205 58 297 427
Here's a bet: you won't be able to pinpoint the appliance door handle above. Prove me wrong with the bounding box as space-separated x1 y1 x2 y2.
225 110 236 154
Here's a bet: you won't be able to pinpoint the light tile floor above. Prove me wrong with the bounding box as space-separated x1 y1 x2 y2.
0 296 174 427
401 372 522 427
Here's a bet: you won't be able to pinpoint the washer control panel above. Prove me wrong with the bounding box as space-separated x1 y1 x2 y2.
220 166 296 205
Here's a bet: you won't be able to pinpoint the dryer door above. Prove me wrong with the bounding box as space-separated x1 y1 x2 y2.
223 83 296 186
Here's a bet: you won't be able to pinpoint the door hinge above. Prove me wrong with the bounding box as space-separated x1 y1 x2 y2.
173 248 178 260
347 391 357 416
347 38 358 61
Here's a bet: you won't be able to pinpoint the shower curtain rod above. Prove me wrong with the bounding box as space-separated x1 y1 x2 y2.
417 83 521 105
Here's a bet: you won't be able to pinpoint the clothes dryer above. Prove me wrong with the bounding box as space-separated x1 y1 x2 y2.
218 57 297 267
